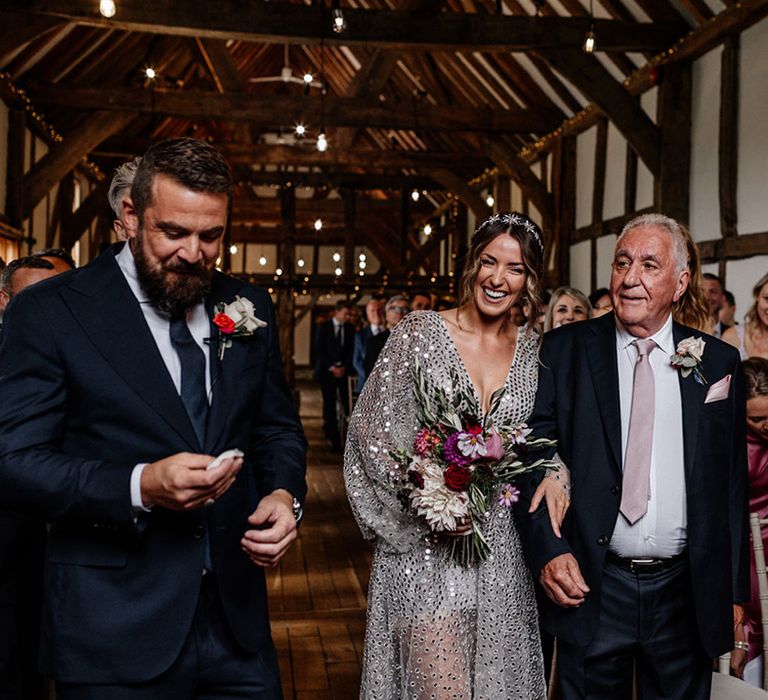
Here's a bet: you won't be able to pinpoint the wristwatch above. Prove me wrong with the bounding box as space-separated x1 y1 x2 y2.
292 497 304 526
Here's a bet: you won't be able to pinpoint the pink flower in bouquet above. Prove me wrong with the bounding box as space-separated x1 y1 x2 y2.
457 431 487 460
443 432 474 467
413 428 442 457
508 424 533 446
498 483 520 507
484 429 505 461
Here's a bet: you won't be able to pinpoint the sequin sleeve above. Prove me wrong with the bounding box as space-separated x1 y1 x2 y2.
343 312 430 553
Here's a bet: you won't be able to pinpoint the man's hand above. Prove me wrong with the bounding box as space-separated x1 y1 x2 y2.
539 553 590 607
140 452 242 510
330 366 346 379
241 489 298 567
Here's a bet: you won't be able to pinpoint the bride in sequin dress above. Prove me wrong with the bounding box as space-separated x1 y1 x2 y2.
344 212 570 699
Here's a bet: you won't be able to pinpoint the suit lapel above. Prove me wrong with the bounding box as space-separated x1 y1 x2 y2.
673 323 706 482
205 275 251 452
586 313 623 474
60 246 200 449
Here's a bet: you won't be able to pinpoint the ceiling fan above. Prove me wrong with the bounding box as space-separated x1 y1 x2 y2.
249 44 323 89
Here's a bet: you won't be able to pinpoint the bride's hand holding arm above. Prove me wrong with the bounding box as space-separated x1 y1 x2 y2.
528 461 570 538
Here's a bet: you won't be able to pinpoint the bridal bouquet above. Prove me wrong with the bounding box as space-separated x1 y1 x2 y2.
390 361 558 567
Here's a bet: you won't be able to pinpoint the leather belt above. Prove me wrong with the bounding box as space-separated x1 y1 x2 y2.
606 550 687 574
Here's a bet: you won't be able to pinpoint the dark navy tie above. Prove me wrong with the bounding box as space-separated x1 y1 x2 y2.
169 316 209 449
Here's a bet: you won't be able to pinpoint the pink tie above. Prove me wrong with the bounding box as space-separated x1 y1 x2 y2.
620 338 656 524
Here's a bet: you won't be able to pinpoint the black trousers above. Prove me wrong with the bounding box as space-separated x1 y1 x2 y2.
319 374 348 446
557 556 712 700
57 575 282 700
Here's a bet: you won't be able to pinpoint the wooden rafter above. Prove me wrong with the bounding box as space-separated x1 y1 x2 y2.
28 83 562 134
4 2 687 52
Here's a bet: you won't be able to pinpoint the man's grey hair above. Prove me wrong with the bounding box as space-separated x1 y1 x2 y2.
108 157 142 218
617 213 689 273
385 294 410 311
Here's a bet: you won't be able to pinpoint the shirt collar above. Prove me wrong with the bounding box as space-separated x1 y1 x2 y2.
615 313 674 356
115 240 150 304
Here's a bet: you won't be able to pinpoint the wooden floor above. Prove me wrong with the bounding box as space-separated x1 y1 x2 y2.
266 379 371 700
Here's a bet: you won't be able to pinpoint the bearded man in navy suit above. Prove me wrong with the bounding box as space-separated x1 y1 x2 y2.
516 213 748 699
0 138 306 699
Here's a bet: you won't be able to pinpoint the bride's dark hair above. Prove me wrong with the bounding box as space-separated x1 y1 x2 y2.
458 211 546 334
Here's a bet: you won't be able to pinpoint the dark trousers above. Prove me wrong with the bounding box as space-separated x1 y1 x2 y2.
56 575 282 700
319 374 348 447
557 556 712 700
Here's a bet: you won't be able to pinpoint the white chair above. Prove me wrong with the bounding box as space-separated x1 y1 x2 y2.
750 512 768 690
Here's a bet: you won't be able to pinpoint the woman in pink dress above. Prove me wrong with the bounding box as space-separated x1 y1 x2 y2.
733 357 768 686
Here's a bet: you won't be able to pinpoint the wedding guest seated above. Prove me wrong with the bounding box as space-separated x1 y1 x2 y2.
32 247 76 273
721 290 737 328
510 301 527 327
588 287 612 318
702 272 730 337
724 273 768 360
410 290 432 311
543 286 591 332
363 295 410 379
731 357 768 686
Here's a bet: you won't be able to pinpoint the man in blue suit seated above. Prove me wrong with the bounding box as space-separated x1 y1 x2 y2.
0 138 307 699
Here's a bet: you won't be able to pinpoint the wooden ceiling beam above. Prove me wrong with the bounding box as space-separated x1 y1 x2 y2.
232 196 431 222
241 169 442 191
536 49 660 177
28 83 562 134
194 38 245 93
3 1 686 52
22 110 137 218
430 168 492 221
0 10 66 66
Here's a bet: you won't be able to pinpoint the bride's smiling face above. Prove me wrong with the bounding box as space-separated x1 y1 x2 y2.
472 234 528 318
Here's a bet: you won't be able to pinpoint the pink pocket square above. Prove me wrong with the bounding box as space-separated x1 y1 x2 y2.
705 374 731 403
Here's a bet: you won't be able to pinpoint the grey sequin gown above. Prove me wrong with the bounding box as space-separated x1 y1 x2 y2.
344 310 546 700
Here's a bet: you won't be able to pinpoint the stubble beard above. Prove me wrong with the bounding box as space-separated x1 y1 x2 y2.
132 232 214 318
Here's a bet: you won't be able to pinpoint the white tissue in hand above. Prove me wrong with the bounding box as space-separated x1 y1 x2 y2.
207 448 244 470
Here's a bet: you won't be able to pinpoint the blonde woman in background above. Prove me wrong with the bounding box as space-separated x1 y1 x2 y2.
543 286 592 332
723 272 768 360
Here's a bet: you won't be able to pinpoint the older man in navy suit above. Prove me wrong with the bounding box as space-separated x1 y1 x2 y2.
516 213 748 699
0 138 306 699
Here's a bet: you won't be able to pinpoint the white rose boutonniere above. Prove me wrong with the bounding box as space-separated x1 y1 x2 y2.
211 296 267 360
670 336 707 385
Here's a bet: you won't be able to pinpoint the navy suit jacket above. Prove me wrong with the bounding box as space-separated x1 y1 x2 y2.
514 312 749 658
313 319 354 380
0 244 307 683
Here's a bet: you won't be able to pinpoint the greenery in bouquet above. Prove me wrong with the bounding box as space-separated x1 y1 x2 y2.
390 361 558 567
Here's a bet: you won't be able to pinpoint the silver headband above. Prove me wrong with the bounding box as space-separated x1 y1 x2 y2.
489 212 543 254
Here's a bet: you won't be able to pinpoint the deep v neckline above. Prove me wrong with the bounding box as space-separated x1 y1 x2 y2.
432 311 520 418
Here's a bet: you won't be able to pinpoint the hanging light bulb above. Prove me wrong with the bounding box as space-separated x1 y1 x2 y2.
229 244 238 255
411 188 420 202
145 67 157 80
99 0 116 18
486 194 495 207
335 267 343 276
332 252 341 263
423 224 432 236
358 252 366 261
297 258 305 268
275 267 283 276
303 73 314 84
359 260 366 269
332 8 347 34
583 26 596 53
317 132 328 152
259 256 267 266
295 124 306 136
314 218 323 231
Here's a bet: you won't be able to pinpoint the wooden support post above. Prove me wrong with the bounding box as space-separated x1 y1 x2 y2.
52 171 75 248
277 185 297 389
453 204 468 288
591 118 608 292
656 62 692 225
719 35 739 238
400 188 410 266
496 176 511 212
624 141 638 215
552 136 576 287
343 189 356 277
6 107 26 230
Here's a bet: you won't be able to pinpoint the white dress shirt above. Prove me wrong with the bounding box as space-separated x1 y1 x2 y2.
609 314 688 558
115 243 213 510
